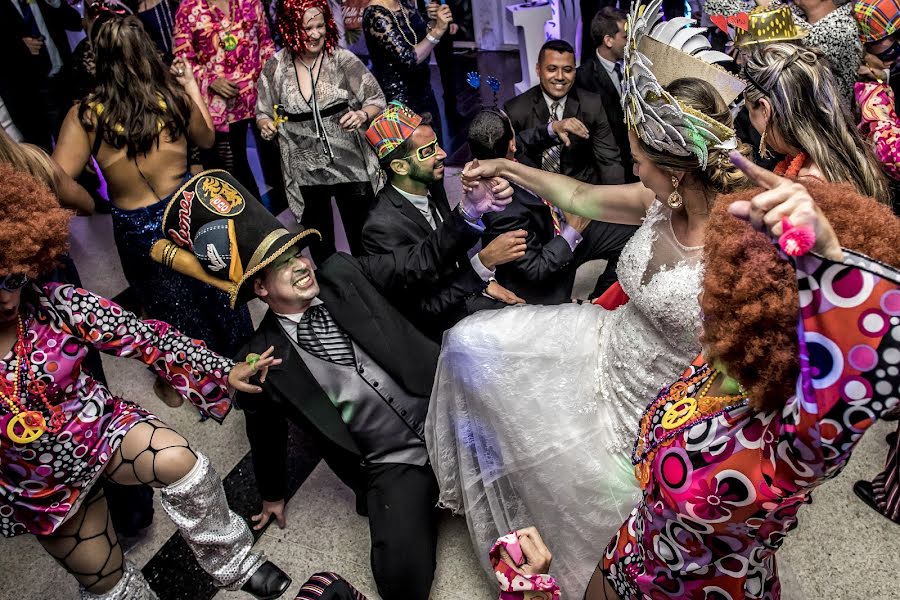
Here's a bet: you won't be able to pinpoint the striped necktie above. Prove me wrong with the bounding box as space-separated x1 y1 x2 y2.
542 101 562 174
296 304 355 366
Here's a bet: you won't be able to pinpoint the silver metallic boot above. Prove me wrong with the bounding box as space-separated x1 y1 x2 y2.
159 453 265 590
80 561 158 600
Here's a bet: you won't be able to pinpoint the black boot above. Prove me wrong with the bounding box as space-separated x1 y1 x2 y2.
241 561 292 599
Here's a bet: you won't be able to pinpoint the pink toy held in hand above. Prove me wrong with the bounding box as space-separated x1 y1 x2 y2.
779 216 816 257
489 532 561 600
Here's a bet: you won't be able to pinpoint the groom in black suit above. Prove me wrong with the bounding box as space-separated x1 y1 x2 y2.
235 190 513 600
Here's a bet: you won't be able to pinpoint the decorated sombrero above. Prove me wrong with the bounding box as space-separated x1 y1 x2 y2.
151 169 320 308
732 5 809 47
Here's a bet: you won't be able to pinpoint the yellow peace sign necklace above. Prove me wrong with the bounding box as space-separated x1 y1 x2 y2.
631 363 749 489
0 314 64 444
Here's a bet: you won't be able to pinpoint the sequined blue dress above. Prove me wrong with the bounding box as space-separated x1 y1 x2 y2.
110 176 253 357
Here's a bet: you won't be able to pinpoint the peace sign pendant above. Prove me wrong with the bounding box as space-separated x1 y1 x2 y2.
6 411 46 444
221 33 239 52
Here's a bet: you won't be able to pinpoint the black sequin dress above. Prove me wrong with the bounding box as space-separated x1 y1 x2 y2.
110 175 253 357
363 2 441 128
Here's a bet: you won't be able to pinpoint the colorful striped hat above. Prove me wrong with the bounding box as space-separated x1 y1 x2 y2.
855 0 900 42
364 101 423 160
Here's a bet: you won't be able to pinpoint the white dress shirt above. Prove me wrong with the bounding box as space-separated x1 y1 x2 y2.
391 185 495 282
0 96 23 142
597 51 624 97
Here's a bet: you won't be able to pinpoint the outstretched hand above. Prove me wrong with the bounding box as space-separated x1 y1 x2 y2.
461 158 504 193
728 152 843 261
228 346 282 394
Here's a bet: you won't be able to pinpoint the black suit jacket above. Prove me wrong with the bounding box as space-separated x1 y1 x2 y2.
361 182 489 340
0 0 80 148
237 208 484 501
482 184 577 305
504 85 624 185
575 53 637 183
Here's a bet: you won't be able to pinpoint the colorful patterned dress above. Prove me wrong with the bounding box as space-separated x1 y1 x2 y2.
0 283 233 538
601 250 900 599
173 0 275 132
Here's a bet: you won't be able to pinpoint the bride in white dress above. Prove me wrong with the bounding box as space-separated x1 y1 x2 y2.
426 74 752 596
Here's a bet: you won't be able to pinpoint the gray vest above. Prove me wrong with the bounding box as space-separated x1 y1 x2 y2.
292 339 429 466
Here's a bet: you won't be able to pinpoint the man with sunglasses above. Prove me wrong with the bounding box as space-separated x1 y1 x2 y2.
362 103 528 341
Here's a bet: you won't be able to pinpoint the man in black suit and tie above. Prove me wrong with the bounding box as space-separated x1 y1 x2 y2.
0 0 80 149
361 104 527 340
504 39 624 186
576 7 637 183
468 109 637 304
154 170 515 600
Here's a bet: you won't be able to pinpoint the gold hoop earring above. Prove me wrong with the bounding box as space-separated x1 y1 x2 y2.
759 128 773 160
667 175 683 209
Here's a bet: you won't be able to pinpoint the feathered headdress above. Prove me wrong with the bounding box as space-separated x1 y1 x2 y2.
623 0 747 168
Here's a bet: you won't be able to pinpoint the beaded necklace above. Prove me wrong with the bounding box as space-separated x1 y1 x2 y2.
389 4 418 47
0 314 64 444
774 151 807 178
631 365 749 489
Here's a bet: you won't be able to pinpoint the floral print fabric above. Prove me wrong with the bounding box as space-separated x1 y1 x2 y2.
174 0 275 132
0 283 233 537
602 250 900 599
855 81 900 181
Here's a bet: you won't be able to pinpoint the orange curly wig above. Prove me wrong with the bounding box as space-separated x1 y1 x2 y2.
701 180 900 411
0 164 71 278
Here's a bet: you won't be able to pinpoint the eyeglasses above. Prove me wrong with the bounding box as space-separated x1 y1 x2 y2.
401 138 440 162
0 274 29 292
872 36 900 65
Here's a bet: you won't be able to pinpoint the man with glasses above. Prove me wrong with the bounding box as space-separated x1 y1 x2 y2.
361 102 528 341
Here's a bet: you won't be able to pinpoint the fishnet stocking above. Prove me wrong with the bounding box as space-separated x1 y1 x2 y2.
38 419 199 594
38 489 124 594
584 565 621 600
105 420 197 487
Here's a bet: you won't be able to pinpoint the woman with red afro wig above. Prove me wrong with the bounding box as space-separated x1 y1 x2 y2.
0 165 291 599
580 157 900 599
256 0 386 264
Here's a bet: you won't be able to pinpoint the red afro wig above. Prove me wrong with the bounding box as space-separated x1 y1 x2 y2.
701 180 900 412
0 164 70 278
277 0 339 56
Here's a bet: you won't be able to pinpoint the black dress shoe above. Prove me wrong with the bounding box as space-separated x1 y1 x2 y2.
887 430 898 448
241 561 291 600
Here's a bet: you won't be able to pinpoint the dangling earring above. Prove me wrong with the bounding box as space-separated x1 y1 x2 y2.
667 175 683 209
759 127 773 160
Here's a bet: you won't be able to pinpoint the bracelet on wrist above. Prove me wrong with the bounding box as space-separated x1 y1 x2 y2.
426 32 441 45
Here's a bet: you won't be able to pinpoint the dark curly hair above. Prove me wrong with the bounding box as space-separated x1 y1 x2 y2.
701 180 900 411
0 165 71 278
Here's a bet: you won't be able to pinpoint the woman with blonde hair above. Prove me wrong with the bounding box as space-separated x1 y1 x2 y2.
0 129 94 214
743 41 891 204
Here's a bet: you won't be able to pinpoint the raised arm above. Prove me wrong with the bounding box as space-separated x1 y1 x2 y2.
46 283 234 422
363 5 446 67
463 158 653 226
172 56 215 149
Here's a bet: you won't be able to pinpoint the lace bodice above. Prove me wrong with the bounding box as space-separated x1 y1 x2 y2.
592 200 704 451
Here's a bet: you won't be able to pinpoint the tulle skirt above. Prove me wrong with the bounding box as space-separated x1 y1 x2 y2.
426 303 643 598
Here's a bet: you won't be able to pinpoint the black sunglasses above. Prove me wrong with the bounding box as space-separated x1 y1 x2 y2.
0 274 29 292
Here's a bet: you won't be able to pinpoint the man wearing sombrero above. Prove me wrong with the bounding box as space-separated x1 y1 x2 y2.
361 102 528 341
151 167 513 600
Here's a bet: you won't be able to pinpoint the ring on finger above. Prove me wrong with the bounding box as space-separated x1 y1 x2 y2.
246 353 261 369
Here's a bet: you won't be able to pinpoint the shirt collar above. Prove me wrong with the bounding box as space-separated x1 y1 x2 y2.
596 51 618 75
275 297 323 323
392 184 430 214
541 91 567 115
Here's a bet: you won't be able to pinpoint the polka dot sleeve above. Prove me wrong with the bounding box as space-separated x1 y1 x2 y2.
771 251 900 492
42 283 234 423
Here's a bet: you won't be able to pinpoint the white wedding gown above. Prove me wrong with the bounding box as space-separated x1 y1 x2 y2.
426 200 705 597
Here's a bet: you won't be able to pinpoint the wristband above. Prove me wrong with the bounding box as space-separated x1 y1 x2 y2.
426 32 441 45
